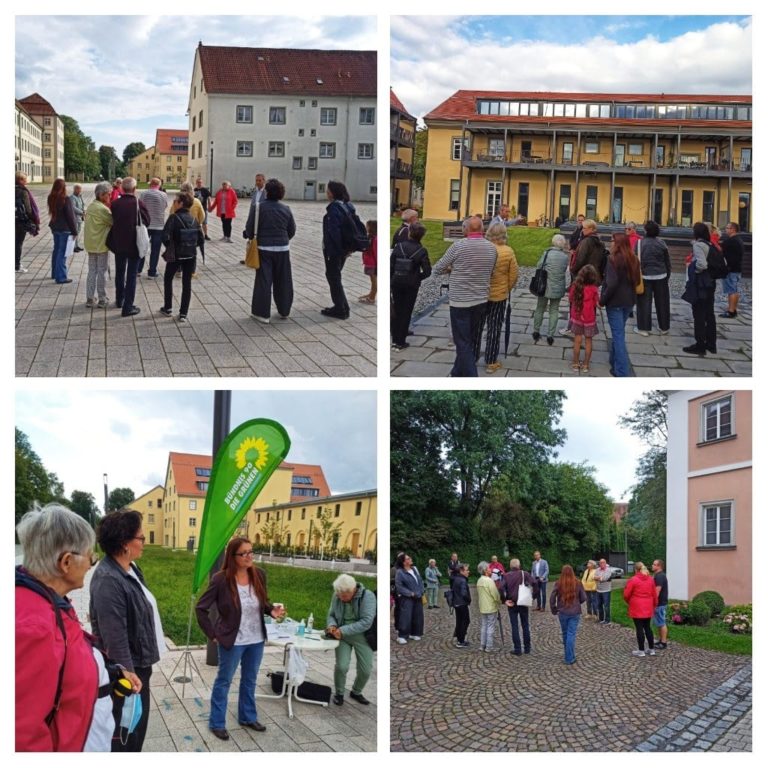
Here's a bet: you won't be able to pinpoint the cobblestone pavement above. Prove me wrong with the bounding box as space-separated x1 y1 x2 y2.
16 184 376 377
391 267 751 378
390 588 751 752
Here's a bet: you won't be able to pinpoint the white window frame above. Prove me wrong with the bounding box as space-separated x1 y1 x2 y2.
486 180 502 218
268 141 285 158
449 179 460 210
699 500 735 547
357 143 374 159
319 142 336 159
451 137 464 161
236 105 253 123
269 106 286 125
189 500 197 510
236 141 253 157
320 107 337 126
359 107 375 125
700 394 734 442
584 141 600 154
628 142 644 156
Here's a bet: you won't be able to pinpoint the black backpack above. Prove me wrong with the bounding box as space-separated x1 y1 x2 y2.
706 243 729 279
392 243 424 285
15 187 36 233
360 587 377 651
174 213 200 258
339 203 370 252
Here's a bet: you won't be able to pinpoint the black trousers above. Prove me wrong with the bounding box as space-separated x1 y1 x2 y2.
251 250 294 318
473 299 507 364
454 605 470 643
111 665 152 752
397 596 424 639
15 224 27 270
324 251 349 313
633 618 654 651
163 257 196 316
114 251 139 313
391 285 419 345
691 288 717 351
220 216 232 238
636 278 670 331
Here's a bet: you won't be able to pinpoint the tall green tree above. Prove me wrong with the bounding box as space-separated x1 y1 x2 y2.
61 115 100 180
98 145 124 180
412 126 428 189
69 490 99 526
122 142 147 165
15 428 66 525
107 487 135 512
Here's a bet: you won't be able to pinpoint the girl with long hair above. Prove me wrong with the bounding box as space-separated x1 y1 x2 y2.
550 564 586 665
600 231 640 376
47 178 78 283
568 264 600 372
196 538 285 741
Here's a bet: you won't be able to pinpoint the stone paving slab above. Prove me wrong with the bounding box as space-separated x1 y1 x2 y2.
390 587 751 752
392 268 751 378
16 184 376 377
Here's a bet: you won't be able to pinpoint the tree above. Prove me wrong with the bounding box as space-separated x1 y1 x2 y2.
260 517 280 555
69 490 99 527
98 145 124 180
107 487 135 512
122 142 146 166
316 507 344 559
15 428 66 525
618 390 668 450
61 115 100 180
412 127 428 190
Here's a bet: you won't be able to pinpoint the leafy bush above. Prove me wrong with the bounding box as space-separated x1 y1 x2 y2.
722 604 752 634
681 599 711 626
692 590 725 617
669 601 687 624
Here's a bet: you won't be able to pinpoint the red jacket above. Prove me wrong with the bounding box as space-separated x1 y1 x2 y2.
16 580 98 751
623 572 658 619
209 187 239 218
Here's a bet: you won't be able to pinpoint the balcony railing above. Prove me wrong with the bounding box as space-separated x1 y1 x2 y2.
390 158 412 176
390 124 414 145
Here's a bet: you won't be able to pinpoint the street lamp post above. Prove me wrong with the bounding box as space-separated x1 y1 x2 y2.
103 473 109 515
209 141 214 189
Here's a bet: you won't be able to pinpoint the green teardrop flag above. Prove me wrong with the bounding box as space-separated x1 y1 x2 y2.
192 418 291 592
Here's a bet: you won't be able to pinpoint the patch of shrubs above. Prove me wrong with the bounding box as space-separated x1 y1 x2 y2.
680 599 712 626
692 590 725 618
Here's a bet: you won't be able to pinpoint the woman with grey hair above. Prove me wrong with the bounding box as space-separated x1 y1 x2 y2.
474 221 518 374
84 181 113 308
15 503 140 751
532 233 570 344
326 573 376 706
477 561 501 652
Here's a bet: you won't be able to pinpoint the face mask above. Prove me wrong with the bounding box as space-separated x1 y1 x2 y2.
119 692 143 743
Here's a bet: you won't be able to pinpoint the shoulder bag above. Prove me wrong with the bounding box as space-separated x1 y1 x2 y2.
135 199 150 259
529 250 549 297
245 202 260 269
516 572 534 607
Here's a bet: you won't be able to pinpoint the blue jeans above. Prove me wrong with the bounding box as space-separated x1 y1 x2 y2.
558 613 581 664
51 231 70 282
606 305 633 376
586 591 599 616
142 229 164 276
597 591 611 623
209 641 265 729
507 605 530 653
449 304 485 377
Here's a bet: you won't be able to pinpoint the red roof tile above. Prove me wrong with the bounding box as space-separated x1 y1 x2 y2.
18 93 59 116
390 88 414 119
198 44 376 97
155 128 189 155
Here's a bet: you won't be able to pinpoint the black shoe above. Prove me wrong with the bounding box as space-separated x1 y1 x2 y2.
239 260 246 264
55 279 73 284
74 246 84 252
333 694 344 706
511 650 522 656
321 307 349 319
350 691 370 705
547 336 554 346
122 306 140 317
706 346 717 354
159 307 172 317
204 235 211 241
239 721 266 732
532 331 541 342
210 728 230 741
719 311 737 318
682 344 705 356
655 642 668 650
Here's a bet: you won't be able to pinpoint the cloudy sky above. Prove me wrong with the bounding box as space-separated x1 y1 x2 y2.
15 389 377 510
391 15 752 121
15 14 377 152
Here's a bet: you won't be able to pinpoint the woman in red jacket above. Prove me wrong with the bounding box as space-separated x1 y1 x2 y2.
208 180 238 243
623 562 658 657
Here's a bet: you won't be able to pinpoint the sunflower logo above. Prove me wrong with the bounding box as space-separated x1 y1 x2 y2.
235 436 269 471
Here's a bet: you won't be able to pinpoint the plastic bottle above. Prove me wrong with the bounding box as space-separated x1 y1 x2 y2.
307 613 314 632
297 619 306 637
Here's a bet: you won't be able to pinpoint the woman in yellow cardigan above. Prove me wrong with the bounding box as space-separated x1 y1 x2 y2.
474 221 519 374
581 560 599 619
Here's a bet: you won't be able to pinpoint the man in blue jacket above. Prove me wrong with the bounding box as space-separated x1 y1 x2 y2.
531 551 549 611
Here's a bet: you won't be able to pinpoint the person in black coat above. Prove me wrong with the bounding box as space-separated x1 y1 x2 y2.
390 223 431 350
452 563 472 647
160 192 204 322
321 180 354 319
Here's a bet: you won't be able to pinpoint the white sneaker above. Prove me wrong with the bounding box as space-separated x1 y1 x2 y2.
409 635 421 641
252 314 270 324
397 637 407 645
633 327 650 337
559 327 574 336
632 650 646 657
647 649 656 656
659 329 670 335
16 265 28 273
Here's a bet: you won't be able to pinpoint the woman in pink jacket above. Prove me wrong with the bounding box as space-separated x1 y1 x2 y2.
208 180 238 243
623 562 658 658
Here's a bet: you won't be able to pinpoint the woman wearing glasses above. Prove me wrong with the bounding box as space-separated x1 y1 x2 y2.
89 509 164 752
196 538 286 741
15 503 140 751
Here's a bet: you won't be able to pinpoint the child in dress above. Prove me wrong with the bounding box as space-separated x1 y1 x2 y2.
568 264 600 372
358 220 377 303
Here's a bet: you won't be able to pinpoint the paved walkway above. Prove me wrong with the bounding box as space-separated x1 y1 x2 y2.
64 570 377 752
390 587 751 752
390 270 752 377
16 184 376 377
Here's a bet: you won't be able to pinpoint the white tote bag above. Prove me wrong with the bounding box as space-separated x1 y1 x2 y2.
516 573 533 607
135 199 150 259
64 235 76 264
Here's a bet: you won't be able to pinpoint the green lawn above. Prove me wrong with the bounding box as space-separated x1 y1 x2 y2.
389 217 558 266
609 590 751 655
137 546 376 645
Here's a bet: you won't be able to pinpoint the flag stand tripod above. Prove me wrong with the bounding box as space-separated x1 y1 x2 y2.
167 594 209 699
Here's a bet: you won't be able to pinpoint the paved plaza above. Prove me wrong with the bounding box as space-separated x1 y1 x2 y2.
16 184 376 377
390 586 751 752
390 268 752 377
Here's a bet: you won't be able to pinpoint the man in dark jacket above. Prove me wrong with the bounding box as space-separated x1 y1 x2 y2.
451 563 472 647
568 213 585 250
720 222 744 318
571 219 606 280
501 559 537 655
109 177 150 317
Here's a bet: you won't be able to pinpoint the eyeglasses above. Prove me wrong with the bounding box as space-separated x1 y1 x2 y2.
132 536 146 543
61 552 99 567
235 551 254 558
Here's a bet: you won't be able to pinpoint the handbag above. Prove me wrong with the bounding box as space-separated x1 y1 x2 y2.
529 250 549 297
421 593 428 606
516 573 534 607
161 238 176 263
245 202 260 269
635 240 645 294
135 199 150 259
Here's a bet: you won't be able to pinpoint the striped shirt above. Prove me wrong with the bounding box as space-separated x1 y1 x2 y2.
140 188 169 230
433 235 497 307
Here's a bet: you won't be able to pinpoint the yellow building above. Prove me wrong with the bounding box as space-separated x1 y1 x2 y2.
390 88 416 211
125 129 188 186
129 485 165 545
128 146 156 184
251 490 377 559
422 90 752 231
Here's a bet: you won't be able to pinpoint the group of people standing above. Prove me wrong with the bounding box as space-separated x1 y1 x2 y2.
392 550 670 667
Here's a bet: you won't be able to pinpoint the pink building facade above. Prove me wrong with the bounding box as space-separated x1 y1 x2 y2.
666 390 752 604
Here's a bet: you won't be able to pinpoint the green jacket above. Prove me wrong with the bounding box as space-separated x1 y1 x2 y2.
83 199 113 253
326 583 376 639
